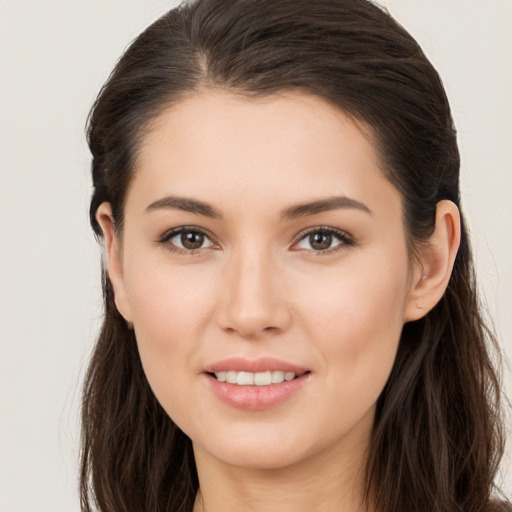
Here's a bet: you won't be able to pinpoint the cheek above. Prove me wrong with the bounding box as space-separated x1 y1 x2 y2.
122 258 218 404
296 253 410 390
297 252 410 335
124 249 217 336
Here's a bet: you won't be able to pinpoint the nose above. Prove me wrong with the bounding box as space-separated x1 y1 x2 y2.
217 248 292 338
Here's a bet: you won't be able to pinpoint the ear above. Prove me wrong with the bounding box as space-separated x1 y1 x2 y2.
404 200 461 322
95 203 133 323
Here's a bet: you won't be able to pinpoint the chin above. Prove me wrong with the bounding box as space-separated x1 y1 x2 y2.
204 444 309 470
191 425 335 472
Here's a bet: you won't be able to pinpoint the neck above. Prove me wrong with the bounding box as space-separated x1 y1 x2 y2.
192 420 374 512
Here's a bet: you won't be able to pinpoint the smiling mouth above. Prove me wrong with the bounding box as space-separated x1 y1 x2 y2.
210 370 308 386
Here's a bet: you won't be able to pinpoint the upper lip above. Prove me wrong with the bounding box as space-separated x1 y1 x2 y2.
205 357 308 374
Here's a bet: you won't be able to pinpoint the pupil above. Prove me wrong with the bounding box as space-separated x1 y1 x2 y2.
310 232 332 250
181 231 204 249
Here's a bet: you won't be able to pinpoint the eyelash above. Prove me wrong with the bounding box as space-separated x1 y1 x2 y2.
157 226 354 255
291 226 354 255
157 226 217 255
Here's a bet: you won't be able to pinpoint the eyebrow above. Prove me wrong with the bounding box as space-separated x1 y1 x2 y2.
144 194 371 221
145 196 222 219
281 196 372 220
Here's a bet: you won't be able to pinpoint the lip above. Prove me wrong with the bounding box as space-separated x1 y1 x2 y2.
205 357 308 374
204 357 311 411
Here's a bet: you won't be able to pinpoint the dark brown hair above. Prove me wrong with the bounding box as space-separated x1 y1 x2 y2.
82 1 508 511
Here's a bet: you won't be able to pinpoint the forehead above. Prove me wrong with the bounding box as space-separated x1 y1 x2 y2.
139 89 378 167
129 90 401 219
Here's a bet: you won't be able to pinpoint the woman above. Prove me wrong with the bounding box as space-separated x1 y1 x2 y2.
81 0 509 511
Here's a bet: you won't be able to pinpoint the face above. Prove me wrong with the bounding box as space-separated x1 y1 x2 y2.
102 91 422 471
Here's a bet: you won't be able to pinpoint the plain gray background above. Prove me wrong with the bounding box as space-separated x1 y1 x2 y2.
1 1 511 510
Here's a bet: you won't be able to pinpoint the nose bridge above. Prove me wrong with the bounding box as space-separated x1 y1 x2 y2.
219 240 289 337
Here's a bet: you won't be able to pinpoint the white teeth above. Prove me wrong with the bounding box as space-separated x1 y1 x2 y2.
213 370 298 386
226 371 237 384
237 371 254 385
254 371 272 386
216 371 227 382
271 371 285 383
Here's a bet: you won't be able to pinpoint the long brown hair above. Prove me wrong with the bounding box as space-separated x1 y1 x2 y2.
81 1 508 511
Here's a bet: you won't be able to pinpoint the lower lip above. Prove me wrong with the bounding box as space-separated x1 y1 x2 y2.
206 373 310 411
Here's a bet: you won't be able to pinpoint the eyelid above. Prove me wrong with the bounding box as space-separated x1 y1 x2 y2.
291 226 354 253
157 225 219 252
156 224 354 254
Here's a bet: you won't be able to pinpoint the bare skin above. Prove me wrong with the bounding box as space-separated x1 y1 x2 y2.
97 91 460 512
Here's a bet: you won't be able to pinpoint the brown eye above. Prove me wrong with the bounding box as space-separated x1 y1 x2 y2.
166 228 214 251
181 231 205 249
309 232 332 250
294 228 351 253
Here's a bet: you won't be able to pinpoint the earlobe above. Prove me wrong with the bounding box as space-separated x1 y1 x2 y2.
405 200 461 322
95 203 133 323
